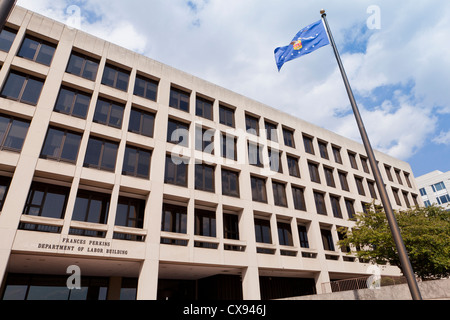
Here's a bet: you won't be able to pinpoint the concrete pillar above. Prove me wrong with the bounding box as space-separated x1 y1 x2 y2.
107 276 122 300
242 266 261 300
136 258 159 300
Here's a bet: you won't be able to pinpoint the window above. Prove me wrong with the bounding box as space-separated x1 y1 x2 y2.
195 163 215 192
332 146 342 164
330 195 343 218
169 87 190 112
72 190 110 224
368 180 377 199
101 64 130 91
360 156 370 173
298 225 309 248
0 176 12 211
272 181 287 207
277 221 293 246
424 200 431 208
222 169 239 198
268 149 282 173
321 229 335 251
392 188 401 206
134 75 158 101
254 218 272 244
18 35 56 66
419 188 426 196
287 155 300 178
220 133 237 161
314 191 327 215
283 128 295 148
324 167 336 188
164 154 188 187
195 209 216 237
161 203 187 234
404 172 412 188
438 194 450 204
251 176 267 203
54 86 91 119
195 126 214 154
292 186 306 211
348 152 358 169
395 169 403 185
219 104 235 127
0 114 30 152
128 108 155 137
223 213 239 240
40 127 82 163
1 71 44 105
83 137 119 172
303 135 314 154
122 145 152 178
245 114 259 136
412 194 419 207
308 162 321 184
66 51 99 81
23 182 70 219
432 182 446 192
385 165 393 182
248 142 263 167
402 191 411 208
338 229 350 253
196 96 213 120
265 121 278 142
318 141 329 159
355 176 366 196
0 27 17 52
93 98 125 129
338 171 349 191
345 199 356 220
115 197 145 229
167 119 189 147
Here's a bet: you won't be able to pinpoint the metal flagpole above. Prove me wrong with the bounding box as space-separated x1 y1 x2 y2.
0 0 16 30
320 9 422 300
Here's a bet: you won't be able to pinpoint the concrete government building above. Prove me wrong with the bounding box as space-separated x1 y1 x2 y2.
0 7 423 300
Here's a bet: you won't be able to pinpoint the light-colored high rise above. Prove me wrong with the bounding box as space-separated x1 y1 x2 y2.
0 7 422 300
416 170 450 211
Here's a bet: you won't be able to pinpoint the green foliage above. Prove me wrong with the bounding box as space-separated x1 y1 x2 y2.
338 204 450 280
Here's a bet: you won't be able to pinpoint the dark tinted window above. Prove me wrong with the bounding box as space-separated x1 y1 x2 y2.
18 35 56 66
54 87 91 119
66 52 99 81
134 75 158 101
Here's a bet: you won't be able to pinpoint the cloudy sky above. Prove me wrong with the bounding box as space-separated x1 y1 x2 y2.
16 0 450 177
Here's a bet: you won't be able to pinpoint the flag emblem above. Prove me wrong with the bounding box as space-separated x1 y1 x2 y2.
291 39 303 50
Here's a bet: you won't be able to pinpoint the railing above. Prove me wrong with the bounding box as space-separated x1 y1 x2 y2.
323 275 408 293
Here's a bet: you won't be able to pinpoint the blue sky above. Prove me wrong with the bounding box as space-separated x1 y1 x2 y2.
16 0 450 178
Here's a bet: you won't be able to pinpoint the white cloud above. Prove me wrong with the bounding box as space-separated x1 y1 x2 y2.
15 0 450 162
433 131 450 146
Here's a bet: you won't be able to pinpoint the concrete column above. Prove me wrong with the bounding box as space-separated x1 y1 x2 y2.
137 258 159 300
107 276 122 300
242 266 260 300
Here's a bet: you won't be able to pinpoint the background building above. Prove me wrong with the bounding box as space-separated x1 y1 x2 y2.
0 6 422 300
416 170 450 211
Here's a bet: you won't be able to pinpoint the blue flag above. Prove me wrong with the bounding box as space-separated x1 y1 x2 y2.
274 20 330 71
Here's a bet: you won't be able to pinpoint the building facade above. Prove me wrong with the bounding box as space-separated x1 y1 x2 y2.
416 170 450 211
0 7 422 300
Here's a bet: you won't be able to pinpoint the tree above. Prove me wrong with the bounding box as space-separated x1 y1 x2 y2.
338 204 450 280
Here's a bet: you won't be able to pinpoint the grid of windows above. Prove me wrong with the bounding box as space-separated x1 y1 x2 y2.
0 23 421 271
